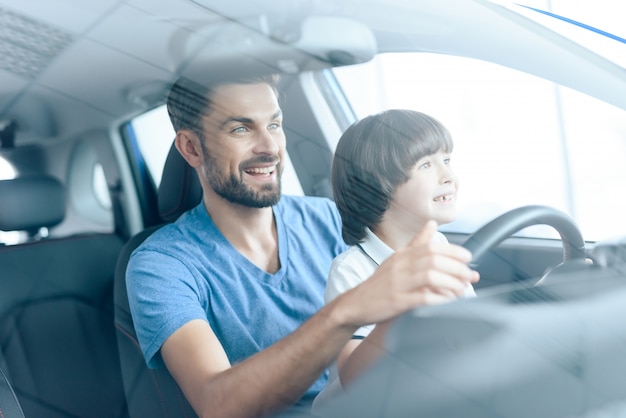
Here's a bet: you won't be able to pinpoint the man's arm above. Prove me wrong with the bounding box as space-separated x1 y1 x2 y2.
161 302 357 418
162 221 478 418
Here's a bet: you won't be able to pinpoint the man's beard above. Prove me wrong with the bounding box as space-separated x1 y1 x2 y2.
201 146 282 208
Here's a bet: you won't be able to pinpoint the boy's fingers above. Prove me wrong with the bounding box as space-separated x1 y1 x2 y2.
409 220 437 246
444 243 474 264
408 221 474 263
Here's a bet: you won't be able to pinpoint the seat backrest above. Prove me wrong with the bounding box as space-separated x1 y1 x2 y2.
114 143 201 417
0 368 25 418
0 176 128 417
0 176 65 238
0 351 25 418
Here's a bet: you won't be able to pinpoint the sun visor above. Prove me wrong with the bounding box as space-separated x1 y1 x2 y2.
174 15 377 85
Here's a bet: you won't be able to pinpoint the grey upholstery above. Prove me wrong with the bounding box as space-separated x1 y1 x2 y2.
157 143 202 223
0 177 64 233
114 143 200 417
0 363 25 418
0 175 128 417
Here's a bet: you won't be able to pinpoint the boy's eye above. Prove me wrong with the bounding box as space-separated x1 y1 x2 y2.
444 157 451 165
418 161 431 169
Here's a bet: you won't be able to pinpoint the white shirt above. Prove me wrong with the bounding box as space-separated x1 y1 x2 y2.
325 228 476 338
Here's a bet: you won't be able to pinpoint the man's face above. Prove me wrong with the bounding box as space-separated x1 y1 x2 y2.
198 82 285 208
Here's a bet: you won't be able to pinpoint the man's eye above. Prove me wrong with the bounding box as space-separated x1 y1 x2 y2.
268 123 281 130
232 126 248 134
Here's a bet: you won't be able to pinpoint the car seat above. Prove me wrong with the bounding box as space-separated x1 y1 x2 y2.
0 175 128 417
114 143 201 418
0 349 25 418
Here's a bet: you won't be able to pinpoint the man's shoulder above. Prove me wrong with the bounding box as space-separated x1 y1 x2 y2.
278 195 341 225
130 224 184 262
278 195 345 244
279 194 336 210
133 206 206 254
279 195 340 218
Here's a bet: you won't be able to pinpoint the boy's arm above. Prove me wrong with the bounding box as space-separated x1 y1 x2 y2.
336 322 390 388
336 265 469 387
335 222 478 387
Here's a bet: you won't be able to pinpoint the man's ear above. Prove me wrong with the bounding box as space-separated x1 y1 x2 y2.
174 130 203 168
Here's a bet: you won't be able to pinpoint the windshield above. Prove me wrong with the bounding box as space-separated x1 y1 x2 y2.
495 0 626 69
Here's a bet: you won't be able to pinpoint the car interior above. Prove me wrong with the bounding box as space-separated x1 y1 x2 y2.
113 142 200 417
0 350 24 418
0 0 625 416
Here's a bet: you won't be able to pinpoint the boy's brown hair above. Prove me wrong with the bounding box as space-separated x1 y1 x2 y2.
331 109 453 245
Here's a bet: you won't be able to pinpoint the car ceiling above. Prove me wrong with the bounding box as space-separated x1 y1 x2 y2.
1 0 625 146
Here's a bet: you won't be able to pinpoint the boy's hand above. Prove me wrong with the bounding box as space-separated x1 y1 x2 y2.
337 220 479 328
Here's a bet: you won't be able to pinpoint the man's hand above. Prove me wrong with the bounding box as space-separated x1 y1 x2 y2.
335 220 479 328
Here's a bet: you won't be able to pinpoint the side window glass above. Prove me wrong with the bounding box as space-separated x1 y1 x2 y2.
93 163 112 210
0 156 20 245
0 156 15 180
333 53 626 242
129 105 174 187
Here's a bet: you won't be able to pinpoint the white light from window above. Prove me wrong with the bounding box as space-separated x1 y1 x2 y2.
0 156 16 180
93 163 112 209
0 156 19 244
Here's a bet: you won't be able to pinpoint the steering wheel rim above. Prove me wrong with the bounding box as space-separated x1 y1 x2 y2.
462 205 586 269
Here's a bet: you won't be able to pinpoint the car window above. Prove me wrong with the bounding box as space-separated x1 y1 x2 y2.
93 163 112 210
0 156 19 245
0 155 15 180
333 52 626 242
506 0 626 69
127 105 174 187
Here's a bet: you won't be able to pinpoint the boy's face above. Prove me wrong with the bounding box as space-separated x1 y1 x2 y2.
198 82 286 208
389 150 459 228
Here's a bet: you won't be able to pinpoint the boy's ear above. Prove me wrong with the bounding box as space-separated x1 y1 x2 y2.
175 130 203 168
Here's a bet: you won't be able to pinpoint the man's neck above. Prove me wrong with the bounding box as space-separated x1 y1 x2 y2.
203 195 280 274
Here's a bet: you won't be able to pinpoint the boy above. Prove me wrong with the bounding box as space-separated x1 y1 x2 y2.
315 109 478 409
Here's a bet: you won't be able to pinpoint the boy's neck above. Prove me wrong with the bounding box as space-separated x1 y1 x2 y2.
371 221 416 251
374 207 446 250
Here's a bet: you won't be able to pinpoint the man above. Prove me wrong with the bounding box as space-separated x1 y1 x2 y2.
126 75 478 418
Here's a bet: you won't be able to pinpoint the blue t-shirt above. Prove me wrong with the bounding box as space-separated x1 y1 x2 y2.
126 195 346 399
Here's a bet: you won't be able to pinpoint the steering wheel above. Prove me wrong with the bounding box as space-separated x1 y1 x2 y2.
462 205 586 276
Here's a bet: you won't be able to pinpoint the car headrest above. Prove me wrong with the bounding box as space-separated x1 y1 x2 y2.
0 176 65 232
157 142 202 223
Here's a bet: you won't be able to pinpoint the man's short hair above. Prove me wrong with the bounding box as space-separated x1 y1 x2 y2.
331 109 454 245
166 74 280 135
